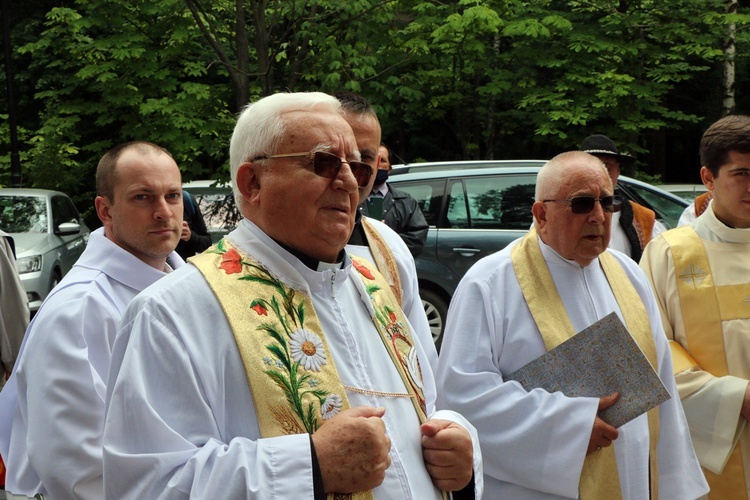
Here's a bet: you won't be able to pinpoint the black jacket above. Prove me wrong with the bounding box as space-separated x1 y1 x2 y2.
359 184 429 257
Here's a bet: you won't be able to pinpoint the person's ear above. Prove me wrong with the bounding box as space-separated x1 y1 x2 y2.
532 200 547 228
237 162 262 206
700 166 715 191
94 196 113 226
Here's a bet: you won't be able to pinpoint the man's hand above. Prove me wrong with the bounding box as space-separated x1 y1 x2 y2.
311 406 391 493
741 383 750 420
587 393 620 455
180 221 191 241
421 419 473 492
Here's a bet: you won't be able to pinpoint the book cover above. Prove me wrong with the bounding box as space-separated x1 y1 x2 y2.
506 312 670 428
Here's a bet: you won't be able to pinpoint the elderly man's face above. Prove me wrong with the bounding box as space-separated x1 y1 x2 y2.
343 112 381 202
534 159 613 266
238 110 360 262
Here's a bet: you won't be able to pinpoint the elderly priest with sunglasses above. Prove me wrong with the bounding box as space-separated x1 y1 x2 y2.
101 92 481 499
436 151 707 499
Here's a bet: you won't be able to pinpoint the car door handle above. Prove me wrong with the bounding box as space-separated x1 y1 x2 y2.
452 247 481 256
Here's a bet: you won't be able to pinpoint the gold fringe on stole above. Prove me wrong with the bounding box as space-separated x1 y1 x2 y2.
663 227 748 499
191 241 373 500
361 218 403 307
511 228 662 499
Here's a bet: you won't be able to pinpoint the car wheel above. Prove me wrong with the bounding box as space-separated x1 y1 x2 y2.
50 268 62 291
420 289 448 351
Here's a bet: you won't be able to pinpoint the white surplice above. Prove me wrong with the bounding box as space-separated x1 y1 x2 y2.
436 235 708 499
640 202 750 495
0 227 184 499
102 219 481 499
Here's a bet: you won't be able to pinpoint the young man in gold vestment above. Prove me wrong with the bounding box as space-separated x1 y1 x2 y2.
641 114 750 499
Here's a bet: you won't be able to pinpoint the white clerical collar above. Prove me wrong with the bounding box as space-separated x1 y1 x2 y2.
702 202 750 243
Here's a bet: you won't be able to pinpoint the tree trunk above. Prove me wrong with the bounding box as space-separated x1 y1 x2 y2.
721 0 737 116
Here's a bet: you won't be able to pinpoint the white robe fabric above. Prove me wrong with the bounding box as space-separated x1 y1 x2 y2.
640 202 750 494
0 227 184 499
0 230 29 382
436 235 708 499
102 219 482 499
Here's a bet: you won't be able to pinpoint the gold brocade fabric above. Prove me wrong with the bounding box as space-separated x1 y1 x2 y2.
191 240 433 499
361 218 403 307
663 227 748 499
510 228 661 500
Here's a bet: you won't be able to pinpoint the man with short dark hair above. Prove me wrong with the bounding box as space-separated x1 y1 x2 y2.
437 151 707 498
581 134 665 260
359 142 429 257
102 92 481 499
640 114 750 498
0 141 185 498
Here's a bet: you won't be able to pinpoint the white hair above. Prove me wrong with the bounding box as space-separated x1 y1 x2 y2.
229 92 342 205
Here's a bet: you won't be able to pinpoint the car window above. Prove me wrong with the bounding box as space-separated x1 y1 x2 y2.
0 195 48 233
464 175 536 230
446 180 469 228
52 195 79 230
623 184 685 229
389 179 445 227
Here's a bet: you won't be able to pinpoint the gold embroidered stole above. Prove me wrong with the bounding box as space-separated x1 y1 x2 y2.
662 227 748 498
510 228 661 500
361 218 403 306
191 240 432 499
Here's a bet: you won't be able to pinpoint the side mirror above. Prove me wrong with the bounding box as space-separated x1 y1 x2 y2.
56 221 80 235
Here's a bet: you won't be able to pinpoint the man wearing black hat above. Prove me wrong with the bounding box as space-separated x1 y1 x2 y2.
581 134 665 261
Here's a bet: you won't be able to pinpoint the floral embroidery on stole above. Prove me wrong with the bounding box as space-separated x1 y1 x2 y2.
191 239 432 499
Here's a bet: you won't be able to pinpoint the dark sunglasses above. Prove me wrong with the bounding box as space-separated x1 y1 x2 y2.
252 150 373 187
543 195 623 214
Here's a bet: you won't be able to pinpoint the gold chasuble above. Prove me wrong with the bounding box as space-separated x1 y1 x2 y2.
662 226 749 499
510 228 661 500
191 239 435 500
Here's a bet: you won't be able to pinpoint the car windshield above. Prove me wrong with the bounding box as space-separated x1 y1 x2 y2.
0 195 48 233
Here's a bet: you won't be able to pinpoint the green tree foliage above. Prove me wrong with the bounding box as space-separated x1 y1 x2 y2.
1 0 749 217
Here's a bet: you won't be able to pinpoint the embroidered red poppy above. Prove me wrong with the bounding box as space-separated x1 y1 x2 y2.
251 303 268 316
352 260 374 280
388 310 397 323
220 248 243 274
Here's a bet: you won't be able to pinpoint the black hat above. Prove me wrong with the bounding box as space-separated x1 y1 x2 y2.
580 134 635 167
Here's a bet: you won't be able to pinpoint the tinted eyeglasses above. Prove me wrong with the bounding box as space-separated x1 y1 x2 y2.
543 195 623 214
252 150 373 187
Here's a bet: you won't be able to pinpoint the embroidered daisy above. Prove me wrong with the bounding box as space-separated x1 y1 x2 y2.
321 394 343 420
407 347 424 390
289 328 327 371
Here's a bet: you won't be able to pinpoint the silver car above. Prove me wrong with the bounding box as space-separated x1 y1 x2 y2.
0 188 90 312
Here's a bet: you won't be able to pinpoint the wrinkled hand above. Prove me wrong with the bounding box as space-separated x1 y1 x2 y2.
421 419 474 492
587 393 620 455
311 406 391 493
180 221 191 241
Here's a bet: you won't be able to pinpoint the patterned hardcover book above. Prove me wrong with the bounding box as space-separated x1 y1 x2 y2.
506 312 670 428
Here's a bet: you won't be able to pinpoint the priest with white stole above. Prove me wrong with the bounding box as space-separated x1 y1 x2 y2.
102 92 482 499
640 114 750 499
436 151 708 499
